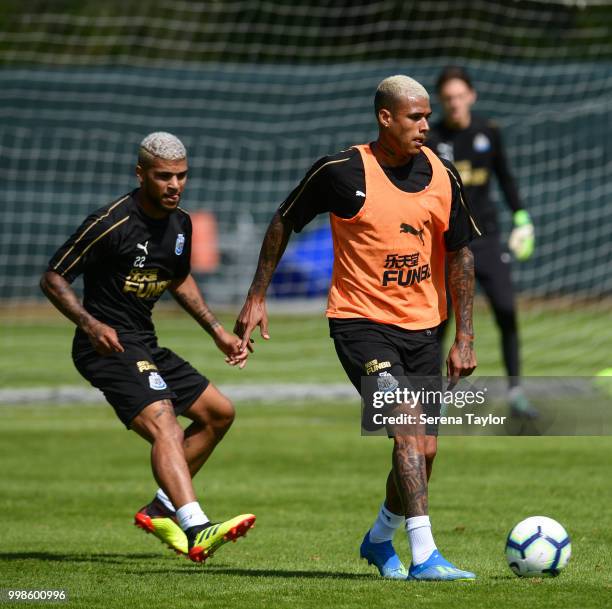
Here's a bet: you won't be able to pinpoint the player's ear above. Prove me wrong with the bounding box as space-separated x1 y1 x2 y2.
378 108 392 128
135 164 144 185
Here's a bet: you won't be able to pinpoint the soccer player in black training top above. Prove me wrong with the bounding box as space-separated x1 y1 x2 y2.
40 132 255 563
427 66 537 417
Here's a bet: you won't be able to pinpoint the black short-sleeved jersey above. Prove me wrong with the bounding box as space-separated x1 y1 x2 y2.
278 146 479 251
427 115 523 236
48 189 192 336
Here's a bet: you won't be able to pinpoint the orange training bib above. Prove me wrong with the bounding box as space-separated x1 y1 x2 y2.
326 144 452 330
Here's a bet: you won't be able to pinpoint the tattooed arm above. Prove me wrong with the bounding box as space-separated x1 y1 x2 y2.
169 274 248 367
446 246 477 387
40 270 124 355
169 274 222 336
233 211 294 351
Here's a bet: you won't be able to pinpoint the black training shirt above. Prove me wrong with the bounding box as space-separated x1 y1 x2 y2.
47 189 192 336
427 115 523 236
278 145 479 251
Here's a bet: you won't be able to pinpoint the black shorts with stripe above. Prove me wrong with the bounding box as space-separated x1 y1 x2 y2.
330 318 442 436
72 331 209 429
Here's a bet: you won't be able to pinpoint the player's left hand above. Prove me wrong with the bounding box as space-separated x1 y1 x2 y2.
213 327 250 369
508 210 535 261
446 335 477 389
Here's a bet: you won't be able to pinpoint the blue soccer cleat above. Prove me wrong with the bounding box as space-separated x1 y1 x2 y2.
408 549 476 581
360 531 408 579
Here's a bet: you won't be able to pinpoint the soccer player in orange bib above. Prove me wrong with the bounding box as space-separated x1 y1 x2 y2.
235 76 480 581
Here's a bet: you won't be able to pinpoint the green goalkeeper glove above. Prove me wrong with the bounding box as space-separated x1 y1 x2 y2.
508 210 534 261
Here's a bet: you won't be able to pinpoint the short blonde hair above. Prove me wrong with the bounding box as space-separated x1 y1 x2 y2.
375 75 429 115
138 132 186 168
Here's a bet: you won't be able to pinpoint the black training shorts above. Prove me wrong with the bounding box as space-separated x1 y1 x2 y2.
330 318 442 436
72 331 209 429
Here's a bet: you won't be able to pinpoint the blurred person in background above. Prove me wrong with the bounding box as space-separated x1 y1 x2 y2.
428 66 537 419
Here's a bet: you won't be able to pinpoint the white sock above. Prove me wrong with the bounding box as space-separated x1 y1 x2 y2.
175 502 209 531
406 515 437 565
369 503 404 543
508 386 524 399
155 488 176 512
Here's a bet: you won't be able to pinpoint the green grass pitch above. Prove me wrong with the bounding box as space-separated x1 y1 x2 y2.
1 299 610 388
0 304 611 607
0 403 611 609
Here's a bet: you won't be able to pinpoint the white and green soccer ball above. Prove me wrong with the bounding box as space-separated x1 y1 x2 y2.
505 516 571 577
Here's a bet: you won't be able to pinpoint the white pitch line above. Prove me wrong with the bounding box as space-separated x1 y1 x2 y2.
0 384 358 406
0 378 601 406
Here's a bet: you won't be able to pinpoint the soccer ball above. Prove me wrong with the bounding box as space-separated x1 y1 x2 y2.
505 516 571 577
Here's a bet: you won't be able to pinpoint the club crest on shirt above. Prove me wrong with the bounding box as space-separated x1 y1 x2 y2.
175 233 185 255
473 133 490 152
148 372 167 390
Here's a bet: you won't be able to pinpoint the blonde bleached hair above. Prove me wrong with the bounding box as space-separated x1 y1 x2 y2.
138 131 187 168
374 75 429 115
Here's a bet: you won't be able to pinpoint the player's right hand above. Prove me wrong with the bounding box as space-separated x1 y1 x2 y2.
233 295 269 353
213 327 250 369
446 335 477 389
84 319 125 355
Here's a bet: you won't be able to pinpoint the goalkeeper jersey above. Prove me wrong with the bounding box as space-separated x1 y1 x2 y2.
427 115 524 236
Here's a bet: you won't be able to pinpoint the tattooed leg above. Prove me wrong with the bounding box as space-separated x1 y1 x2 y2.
391 435 428 517
385 433 437 514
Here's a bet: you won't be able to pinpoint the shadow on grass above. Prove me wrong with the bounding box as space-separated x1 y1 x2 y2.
125 567 374 580
0 551 163 565
0 552 372 580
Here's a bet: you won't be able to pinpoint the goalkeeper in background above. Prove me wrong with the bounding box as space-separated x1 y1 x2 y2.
428 66 537 418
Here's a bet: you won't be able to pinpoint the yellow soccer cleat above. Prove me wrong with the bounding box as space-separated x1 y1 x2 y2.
134 498 188 555
188 514 256 563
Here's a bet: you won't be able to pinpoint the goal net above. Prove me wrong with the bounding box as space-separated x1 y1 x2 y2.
0 0 610 377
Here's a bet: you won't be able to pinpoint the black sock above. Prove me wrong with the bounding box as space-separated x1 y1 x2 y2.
185 522 212 545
